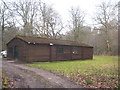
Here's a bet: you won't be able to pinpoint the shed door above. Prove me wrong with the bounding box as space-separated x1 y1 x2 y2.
14 46 19 60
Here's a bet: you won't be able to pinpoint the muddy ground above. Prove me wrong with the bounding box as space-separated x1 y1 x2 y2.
2 57 82 88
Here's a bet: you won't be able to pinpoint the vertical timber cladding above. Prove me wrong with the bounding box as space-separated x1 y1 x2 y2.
82 47 93 59
7 46 13 59
7 36 93 62
7 38 27 61
28 44 50 62
56 45 71 61
50 46 56 61
71 46 82 60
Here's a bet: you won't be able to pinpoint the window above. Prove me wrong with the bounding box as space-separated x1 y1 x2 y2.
57 46 64 53
72 47 79 54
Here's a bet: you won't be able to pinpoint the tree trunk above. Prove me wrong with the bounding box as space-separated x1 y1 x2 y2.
106 39 112 55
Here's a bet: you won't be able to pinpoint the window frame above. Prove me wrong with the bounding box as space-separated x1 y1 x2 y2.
72 47 79 54
56 46 64 54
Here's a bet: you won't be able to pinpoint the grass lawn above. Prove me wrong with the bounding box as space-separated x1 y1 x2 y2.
27 56 118 88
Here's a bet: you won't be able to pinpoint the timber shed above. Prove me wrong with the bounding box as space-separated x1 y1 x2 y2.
7 36 93 62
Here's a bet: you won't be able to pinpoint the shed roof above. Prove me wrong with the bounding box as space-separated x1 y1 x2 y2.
7 36 93 47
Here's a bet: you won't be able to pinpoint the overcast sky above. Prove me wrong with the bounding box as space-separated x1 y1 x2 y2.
44 0 118 26
2 0 119 27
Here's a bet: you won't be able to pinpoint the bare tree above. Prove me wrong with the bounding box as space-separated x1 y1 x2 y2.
11 0 38 36
0 0 24 49
35 2 64 39
0 0 11 50
94 1 117 55
1 0 64 40
45 7 63 39
68 7 85 42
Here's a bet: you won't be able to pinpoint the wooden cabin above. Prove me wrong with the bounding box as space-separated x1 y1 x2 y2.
7 36 93 62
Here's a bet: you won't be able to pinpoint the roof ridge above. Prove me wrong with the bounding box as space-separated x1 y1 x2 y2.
16 35 81 43
14 35 93 47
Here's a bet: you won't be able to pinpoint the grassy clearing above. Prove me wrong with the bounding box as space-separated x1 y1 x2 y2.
27 56 118 88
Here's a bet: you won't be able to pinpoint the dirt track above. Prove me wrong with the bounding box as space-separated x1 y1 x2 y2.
2 58 82 88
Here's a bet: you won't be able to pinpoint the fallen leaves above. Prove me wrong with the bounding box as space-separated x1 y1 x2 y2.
2 71 16 88
68 72 118 88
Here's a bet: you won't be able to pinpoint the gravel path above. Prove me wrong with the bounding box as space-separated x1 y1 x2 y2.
2 58 83 88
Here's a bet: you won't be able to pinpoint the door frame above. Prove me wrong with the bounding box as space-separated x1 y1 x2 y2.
14 46 19 60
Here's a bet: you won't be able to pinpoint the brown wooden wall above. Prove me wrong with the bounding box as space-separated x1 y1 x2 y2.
7 38 28 61
27 44 50 62
82 47 93 59
53 46 93 61
50 46 56 61
7 38 93 62
71 47 82 60
56 46 71 61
